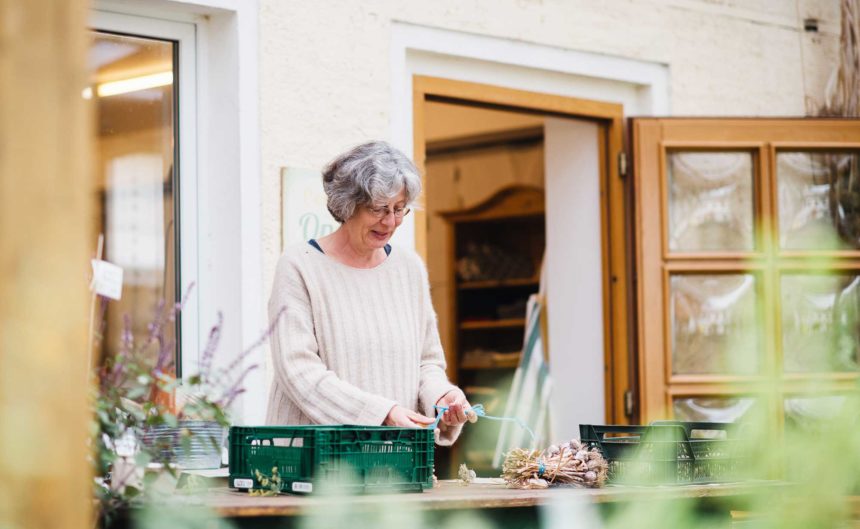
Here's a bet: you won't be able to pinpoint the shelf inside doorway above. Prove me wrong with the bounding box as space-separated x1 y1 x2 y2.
459 318 526 330
458 277 539 290
460 358 520 370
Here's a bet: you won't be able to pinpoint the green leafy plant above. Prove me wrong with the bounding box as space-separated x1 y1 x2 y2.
90 285 283 525
250 467 283 496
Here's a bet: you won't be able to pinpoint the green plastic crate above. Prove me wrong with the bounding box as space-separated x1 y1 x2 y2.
228 425 434 494
579 421 751 485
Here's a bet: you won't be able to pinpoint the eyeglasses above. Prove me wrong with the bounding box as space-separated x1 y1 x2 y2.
366 205 411 219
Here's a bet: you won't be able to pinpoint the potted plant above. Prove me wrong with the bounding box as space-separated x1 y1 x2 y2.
90 285 281 526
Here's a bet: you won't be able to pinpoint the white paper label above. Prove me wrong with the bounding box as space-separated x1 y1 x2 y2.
291 481 313 493
91 259 123 300
233 478 254 489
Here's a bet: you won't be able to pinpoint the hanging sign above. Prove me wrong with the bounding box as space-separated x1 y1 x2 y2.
90 259 124 300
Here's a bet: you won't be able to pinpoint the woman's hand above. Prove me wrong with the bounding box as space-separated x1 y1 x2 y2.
436 388 474 427
384 405 435 428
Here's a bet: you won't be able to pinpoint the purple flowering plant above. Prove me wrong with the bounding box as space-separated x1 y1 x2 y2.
91 283 283 523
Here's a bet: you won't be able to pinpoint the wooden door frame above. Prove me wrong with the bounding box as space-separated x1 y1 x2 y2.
412 75 630 424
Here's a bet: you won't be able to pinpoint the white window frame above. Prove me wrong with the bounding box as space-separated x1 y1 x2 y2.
89 10 200 377
90 1 264 424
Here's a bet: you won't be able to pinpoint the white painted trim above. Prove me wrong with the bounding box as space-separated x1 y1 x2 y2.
91 0 264 425
389 23 670 250
389 21 671 149
90 9 201 381
234 1 264 426
94 0 242 22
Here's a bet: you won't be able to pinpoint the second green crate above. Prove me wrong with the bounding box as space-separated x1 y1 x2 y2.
579 421 752 485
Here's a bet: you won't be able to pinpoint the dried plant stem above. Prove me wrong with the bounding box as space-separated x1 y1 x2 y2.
819 0 860 117
502 443 609 489
86 234 105 382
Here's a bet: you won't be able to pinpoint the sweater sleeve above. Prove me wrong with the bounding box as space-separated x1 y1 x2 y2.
268 254 397 426
414 259 462 446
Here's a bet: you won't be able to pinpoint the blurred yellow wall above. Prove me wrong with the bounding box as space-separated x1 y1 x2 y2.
0 1 93 527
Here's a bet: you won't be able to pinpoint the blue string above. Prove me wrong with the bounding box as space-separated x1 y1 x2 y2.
427 403 536 442
537 459 546 477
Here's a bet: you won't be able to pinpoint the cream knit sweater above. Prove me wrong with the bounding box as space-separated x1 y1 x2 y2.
265 242 463 445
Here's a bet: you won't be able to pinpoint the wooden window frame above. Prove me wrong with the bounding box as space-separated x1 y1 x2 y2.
633 118 860 427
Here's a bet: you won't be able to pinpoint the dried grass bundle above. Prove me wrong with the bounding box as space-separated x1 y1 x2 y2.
817 0 860 118
502 439 608 489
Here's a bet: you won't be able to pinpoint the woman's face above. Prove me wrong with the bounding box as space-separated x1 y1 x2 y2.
345 188 408 252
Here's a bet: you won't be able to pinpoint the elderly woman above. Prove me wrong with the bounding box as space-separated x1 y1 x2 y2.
266 141 470 444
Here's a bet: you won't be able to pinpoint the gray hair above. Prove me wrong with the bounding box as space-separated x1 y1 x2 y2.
322 141 421 223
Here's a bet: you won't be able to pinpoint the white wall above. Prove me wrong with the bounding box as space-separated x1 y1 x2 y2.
256 0 839 428
100 0 843 426
544 118 604 440
260 0 840 302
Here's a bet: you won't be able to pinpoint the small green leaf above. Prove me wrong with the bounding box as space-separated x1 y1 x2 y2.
123 485 141 499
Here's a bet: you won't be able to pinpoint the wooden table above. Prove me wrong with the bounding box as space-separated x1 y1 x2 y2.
169 478 787 528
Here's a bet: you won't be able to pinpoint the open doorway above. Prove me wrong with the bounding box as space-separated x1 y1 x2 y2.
414 77 629 477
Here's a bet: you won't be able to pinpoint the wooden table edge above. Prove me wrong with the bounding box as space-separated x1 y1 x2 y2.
175 480 792 518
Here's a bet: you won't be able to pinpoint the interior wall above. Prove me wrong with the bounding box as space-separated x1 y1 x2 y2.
544 117 605 440
424 101 543 143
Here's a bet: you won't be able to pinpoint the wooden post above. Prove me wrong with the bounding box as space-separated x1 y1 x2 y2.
0 1 93 528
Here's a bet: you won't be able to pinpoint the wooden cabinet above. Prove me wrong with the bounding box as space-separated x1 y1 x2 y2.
436 185 545 475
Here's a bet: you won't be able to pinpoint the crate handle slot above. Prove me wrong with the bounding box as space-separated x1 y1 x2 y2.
580 424 649 442
649 421 736 439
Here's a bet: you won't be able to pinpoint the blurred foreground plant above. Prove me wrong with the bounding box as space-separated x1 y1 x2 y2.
91 284 283 526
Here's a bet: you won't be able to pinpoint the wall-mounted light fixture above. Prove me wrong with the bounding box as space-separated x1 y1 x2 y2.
98 71 173 97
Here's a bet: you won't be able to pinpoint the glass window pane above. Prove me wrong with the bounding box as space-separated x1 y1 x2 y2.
89 31 177 368
670 274 761 374
667 152 755 252
673 397 759 423
777 151 860 251
781 274 860 373
784 395 853 433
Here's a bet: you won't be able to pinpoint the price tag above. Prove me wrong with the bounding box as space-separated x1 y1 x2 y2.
91 259 123 300
291 481 313 493
233 478 254 489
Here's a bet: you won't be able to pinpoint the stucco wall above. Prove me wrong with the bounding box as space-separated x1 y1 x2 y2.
256 4 841 425
259 0 840 295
